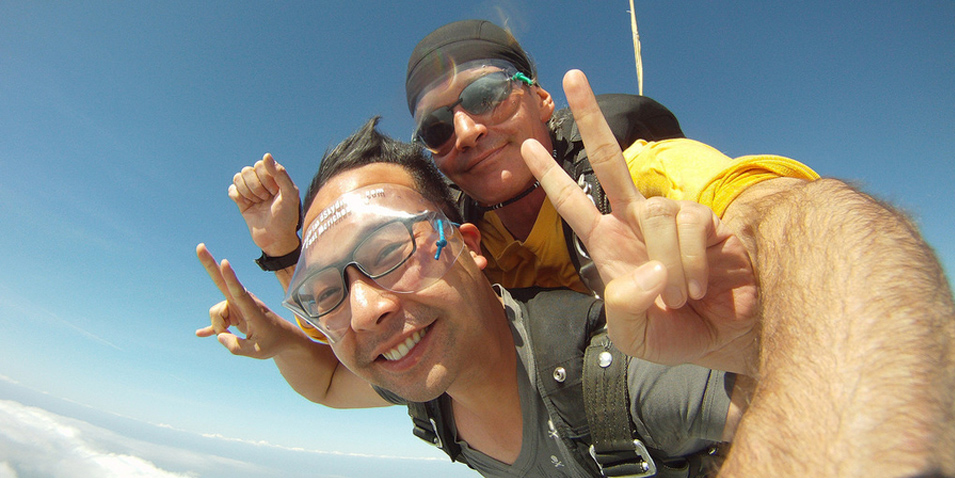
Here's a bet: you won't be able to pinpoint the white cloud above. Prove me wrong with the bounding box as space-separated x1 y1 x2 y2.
195 432 446 461
0 382 474 478
0 462 18 478
0 399 194 478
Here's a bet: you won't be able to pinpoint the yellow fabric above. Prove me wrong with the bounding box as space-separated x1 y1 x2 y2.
623 138 819 217
479 138 820 291
297 316 329 342
479 198 589 293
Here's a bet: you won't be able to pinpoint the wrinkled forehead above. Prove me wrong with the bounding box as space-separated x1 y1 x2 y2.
413 59 515 119
302 183 433 256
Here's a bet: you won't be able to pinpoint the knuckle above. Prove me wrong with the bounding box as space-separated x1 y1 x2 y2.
641 196 678 222
209 301 225 315
676 204 708 228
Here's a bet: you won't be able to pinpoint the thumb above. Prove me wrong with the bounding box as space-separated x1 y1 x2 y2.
264 153 299 198
196 325 216 338
217 332 250 356
604 261 667 358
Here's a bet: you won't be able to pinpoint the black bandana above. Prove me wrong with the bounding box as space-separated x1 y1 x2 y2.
405 20 535 115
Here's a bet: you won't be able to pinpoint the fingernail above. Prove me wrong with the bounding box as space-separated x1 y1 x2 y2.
636 262 665 291
688 280 704 300
666 285 685 305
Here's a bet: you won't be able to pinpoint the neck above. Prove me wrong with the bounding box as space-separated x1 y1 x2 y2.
447 296 523 463
446 299 518 406
476 181 541 212
449 340 522 464
491 186 546 241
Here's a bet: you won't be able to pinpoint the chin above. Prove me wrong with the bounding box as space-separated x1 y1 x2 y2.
380 369 452 403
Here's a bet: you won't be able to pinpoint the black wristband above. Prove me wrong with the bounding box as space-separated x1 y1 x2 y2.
255 243 301 271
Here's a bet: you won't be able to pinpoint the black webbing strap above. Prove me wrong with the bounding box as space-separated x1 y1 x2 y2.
407 398 467 466
582 332 657 477
409 402 440 446
562 214 605 298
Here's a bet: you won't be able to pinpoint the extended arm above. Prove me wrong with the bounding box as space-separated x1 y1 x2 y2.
196 244 389 409
717 177 955 477
524 69 955 476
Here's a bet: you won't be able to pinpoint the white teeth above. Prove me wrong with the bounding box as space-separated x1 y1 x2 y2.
383 329 424 361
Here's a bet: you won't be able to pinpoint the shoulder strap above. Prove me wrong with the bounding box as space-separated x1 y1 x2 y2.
519 288 666 477
520 287 710 478
407 396 470 467
583 332 659 477
517 287 607 475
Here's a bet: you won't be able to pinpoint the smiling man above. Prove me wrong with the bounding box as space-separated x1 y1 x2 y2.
403 20 817 300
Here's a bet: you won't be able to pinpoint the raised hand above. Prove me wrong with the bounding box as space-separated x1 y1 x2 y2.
195 243 307 358
230 153 301 256
520 69 758 374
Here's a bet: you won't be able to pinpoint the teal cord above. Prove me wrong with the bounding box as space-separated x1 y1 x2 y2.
511 72 535 86
434 219 448 260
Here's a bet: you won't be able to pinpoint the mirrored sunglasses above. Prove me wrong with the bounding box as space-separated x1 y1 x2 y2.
412 70 534 153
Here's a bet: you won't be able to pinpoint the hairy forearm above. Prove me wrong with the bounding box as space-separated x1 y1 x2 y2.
719 178 955 477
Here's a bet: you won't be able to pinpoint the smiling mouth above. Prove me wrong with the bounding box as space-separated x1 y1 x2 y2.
381 327 428 361
466 147 503 171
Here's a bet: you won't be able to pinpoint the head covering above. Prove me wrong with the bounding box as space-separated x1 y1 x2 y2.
406 20 535 115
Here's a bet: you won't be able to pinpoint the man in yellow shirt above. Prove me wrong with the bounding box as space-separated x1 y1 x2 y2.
405 20 817 298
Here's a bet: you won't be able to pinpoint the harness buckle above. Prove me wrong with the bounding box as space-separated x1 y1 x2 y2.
411 416 441 448
589 439 657 478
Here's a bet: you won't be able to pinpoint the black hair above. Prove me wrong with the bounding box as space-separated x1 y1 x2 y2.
302 117 462 223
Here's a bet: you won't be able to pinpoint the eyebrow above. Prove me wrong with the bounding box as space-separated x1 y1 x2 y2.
306 217 397 267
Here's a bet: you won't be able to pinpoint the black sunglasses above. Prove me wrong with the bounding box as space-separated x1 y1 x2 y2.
412 71 534 153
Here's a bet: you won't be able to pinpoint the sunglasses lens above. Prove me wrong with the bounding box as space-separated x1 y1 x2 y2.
417 107 455 150
460 74 510 115
415 72 514 152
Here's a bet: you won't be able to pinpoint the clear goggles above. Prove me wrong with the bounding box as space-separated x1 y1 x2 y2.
282 184 464 343
411 61 534 154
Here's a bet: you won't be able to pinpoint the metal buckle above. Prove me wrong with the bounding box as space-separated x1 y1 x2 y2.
589 439 657 478
429 418 444 449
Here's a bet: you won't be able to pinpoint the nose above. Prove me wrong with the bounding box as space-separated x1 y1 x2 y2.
344 267 399 334
451 108 486 151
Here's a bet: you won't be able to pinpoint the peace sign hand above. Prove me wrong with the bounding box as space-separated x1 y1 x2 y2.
195 243 308 359
521 70 758 374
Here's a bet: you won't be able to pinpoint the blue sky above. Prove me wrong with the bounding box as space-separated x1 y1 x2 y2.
1 2 953 476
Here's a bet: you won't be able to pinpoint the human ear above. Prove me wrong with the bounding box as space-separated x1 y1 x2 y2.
535 85 556 122
458 223 487 270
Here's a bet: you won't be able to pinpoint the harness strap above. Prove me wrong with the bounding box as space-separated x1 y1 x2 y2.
407 398 468 466
583 332 658 478
582 332 718 478
409 402 439 446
